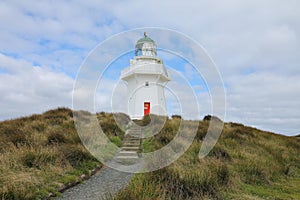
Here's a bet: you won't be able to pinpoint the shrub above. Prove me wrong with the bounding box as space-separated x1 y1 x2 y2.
60 145 96 167
235 127 255 137
171 115 182 119
0 124 24 135
0 172 40 200
239 162 269 184
43 108 73 126
9 133 30 147
203 115 222 122
151 165 224 199
98 113 124 139
21 150 57 169
208 145 231 161
47 132 67 144
142 114 151 126
110 136 122 147
31 121 47 132
228 122 244 127
22 152 37 168
43 107 73 118
196 121 209 141
215 164 230 185
151 120 178 146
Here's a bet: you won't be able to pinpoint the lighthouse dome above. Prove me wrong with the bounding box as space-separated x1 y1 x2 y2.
135 33 157 57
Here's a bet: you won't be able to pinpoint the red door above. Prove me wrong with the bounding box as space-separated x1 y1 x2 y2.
144 102 150 116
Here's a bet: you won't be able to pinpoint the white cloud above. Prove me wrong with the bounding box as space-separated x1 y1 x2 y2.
0 0 299 135
225 72 300 135
0 53 73 120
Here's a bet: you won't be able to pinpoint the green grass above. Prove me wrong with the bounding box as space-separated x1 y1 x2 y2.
0 108 125 200
142 138 156 153
1 110 299 199
237 177 300 200
114 117 300 200
110 136 122 147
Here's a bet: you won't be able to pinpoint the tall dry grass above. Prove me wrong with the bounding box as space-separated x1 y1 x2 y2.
114 116 300 200
0 108 126 199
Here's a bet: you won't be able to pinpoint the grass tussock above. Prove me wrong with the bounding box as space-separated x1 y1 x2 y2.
0 108 126 199
115 117 300 200
1 110 299 199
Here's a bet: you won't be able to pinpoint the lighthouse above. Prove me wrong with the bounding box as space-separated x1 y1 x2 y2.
120 33 171 119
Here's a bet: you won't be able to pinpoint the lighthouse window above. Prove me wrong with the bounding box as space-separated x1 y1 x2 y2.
145 81 149 86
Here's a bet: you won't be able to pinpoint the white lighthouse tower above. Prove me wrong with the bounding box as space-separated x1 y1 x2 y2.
120 33 171 119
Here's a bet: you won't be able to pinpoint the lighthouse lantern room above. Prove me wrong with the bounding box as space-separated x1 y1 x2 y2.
120 33 171 119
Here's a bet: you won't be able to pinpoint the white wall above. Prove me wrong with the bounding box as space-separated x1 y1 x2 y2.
121 56 170 119
126 74 167 119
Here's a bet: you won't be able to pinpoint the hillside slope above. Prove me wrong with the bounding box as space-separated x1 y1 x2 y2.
0 109 299 199
115 117 300 200
0 108 124 199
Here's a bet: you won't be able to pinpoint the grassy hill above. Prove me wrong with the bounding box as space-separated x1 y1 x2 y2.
0 108 124 199
0 108 299 199
114 116 300 200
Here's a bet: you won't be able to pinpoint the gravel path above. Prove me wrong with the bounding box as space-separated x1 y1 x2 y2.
57 167 134 200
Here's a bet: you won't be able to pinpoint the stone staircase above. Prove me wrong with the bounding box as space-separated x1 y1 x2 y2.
115 125 142 163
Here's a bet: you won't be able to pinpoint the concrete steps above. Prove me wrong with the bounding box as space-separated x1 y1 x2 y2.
121 146 139 151
116 155 139 159
115 126 142 164
118 151 138 157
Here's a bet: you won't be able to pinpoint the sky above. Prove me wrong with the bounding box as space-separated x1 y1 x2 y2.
0 0 299 136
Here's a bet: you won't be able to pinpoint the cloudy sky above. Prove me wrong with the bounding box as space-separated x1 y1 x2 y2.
0 0 299 136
